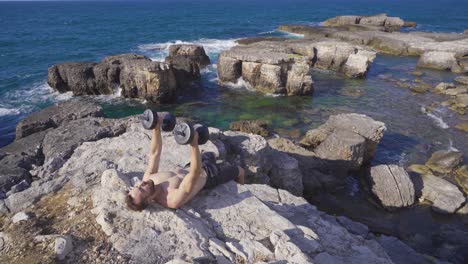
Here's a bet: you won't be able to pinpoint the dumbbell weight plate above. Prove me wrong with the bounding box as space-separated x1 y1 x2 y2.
142 109 157 130
173 122 194 145
160 112 176 132
193 124 209 145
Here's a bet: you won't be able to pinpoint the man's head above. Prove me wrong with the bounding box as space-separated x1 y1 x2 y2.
126 180 156 211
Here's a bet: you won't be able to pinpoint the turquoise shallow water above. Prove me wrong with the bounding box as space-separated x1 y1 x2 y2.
0 0 467 166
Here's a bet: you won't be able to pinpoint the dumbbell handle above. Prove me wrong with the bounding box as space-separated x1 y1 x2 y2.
138 115 149 121
173 130 186 136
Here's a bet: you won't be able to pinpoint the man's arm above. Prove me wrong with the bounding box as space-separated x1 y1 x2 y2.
166 132 201 209
143 117 163 181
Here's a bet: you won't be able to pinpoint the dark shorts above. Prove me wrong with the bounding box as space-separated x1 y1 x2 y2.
185 152 239 189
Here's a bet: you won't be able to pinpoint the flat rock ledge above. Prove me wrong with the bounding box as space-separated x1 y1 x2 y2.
48 44 210 103
218 38 376 96
323 14 406 31
93 169 393 263
277 14 468 74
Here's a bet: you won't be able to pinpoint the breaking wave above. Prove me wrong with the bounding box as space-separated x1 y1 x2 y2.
421 106 449 129
0 108 20 116
138 38 238 62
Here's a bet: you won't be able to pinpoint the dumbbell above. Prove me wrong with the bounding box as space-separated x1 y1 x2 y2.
140 109 176 131
172 122 209 145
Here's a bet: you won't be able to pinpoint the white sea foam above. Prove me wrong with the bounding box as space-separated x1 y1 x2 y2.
0 82 79 118
114 87 122 97
447 139 459 152
0 108 20 116
421 106 449 129
258 30 276 35
1 82 54 114
265 93 284 98
224 77 254 91
139 38 239 62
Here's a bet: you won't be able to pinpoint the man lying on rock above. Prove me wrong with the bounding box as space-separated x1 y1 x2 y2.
126 116 245 210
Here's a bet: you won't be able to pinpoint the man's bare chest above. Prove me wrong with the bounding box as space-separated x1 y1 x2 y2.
150 169 188 189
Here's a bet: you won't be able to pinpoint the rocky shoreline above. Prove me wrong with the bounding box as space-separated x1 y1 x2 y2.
1 12 468 264
1 99 467 263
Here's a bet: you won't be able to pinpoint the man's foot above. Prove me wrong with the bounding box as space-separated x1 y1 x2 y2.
236 166 245 185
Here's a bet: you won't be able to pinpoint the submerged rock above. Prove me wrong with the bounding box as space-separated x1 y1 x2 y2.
229 120 269 137
434 82 456 93
455 76 468 85
425 150 463 174
455 122 468 132
368 165 415 210
403 21 417 28
455 165 468 194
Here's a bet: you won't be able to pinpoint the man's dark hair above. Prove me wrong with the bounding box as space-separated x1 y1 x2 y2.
125 194 147 211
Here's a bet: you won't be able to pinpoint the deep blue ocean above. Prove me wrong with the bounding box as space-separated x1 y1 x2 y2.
1 0 467 166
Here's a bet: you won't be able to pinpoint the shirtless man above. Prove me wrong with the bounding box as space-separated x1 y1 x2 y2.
126 115 245 211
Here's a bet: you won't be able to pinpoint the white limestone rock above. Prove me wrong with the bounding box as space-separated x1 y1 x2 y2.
12 211 30 223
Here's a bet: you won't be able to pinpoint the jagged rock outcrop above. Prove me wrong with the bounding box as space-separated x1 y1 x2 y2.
0 101 131 210
36 117 127 178
164 44 211 88
268 138 336 192
48 54 178 103
217 38 376 95
1 101 106 195
0 130 49 195
301 113 386 168
165 44 211 69
48 45 211 103
368 165 415 210
15 100 104 140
